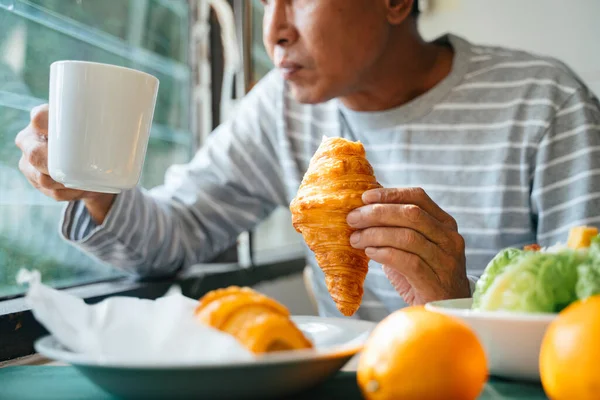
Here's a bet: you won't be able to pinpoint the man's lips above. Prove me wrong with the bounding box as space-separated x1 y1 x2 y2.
274 48 303 80
278 61 303 79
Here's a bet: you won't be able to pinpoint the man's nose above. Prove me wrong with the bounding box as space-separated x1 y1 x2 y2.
264 0 298 48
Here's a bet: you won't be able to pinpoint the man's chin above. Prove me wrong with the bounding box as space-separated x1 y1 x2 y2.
288 83 334 105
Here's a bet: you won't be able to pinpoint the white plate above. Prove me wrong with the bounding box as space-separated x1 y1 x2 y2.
35 316 375 400
426 298 556 382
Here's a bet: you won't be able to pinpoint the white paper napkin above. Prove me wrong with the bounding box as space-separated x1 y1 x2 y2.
17 269 253 365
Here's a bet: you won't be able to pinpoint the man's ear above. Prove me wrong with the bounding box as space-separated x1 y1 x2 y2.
386 0 414 25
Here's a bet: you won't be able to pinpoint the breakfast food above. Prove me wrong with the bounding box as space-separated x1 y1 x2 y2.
357 306 487 400
472 226 600 313
567 226 598 249
523 243 541 252
289 136 382 317
540 295 600 400
194 286 313 354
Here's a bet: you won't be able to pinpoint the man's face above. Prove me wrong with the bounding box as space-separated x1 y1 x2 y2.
262 0 392 104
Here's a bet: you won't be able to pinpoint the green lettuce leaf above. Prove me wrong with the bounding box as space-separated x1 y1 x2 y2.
587 234 600 259
476 251 581 313
576 235 600 300
472 233 600 313
472 248 524 309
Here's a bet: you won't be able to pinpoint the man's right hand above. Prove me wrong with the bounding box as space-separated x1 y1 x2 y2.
15 104 116 225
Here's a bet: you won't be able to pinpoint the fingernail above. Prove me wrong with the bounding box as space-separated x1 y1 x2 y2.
347 210 361 225
365 247 378 257
362 190 381 204
350 231 361 245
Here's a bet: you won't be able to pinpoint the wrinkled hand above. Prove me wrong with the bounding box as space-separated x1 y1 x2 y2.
15 104 115 224
15 104 88 202
347 187 470 305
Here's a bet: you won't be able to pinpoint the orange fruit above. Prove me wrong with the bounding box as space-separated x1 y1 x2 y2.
540 295 600 400
357 306 488 400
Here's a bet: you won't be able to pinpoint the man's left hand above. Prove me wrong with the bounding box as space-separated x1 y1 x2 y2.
347 187 471 305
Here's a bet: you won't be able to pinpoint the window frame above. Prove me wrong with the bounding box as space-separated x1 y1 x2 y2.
0 0 195 303
0 0 306 362
0 258 306 362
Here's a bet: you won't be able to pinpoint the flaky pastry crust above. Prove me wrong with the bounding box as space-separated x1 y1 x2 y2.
290 137 382 316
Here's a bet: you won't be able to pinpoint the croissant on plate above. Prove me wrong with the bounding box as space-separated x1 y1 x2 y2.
289 136 382 317
194 286 313 354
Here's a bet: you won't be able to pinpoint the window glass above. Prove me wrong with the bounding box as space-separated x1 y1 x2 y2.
0 0 192 297
249 0 273 87
27 0 189 63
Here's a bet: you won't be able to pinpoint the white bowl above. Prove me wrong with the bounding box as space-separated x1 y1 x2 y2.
425 298 556 382
35 316 375 400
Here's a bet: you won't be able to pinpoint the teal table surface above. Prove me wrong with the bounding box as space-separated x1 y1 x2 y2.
0 366 548 400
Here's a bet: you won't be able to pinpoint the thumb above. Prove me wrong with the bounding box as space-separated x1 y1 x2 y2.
30 104 49 137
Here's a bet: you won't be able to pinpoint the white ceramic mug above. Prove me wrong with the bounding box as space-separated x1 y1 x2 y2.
48 61 159 194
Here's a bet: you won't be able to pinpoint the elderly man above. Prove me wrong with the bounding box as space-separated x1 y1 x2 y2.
15 0 600 321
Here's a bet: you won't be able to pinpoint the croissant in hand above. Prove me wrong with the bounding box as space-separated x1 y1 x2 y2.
290 137 382 316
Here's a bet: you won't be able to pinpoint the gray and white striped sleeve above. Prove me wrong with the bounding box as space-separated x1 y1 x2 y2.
531 86 600 245
59 71 288 277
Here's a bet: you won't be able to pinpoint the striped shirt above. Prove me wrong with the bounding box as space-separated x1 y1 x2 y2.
61 34 600 322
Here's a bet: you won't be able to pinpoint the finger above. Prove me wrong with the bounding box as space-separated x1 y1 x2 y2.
21 164 83 202
43 188 86 202
16 129 49 174
19 155 40 190
347 203 452 248
38 172 66 191
351 227 444 268
19 155 63 190
30 104 49 136
365 247 441 297
362 187 458 230
14 125 33 151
